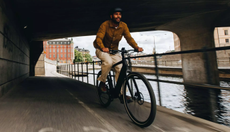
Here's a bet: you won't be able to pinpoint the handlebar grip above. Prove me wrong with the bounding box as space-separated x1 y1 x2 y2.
134 48 139 52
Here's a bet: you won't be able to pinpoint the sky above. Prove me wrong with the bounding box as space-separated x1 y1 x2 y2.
72 30 174 56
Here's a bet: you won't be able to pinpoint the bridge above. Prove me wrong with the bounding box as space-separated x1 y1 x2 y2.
1 0 230 131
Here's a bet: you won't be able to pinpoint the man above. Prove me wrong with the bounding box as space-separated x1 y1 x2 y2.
93 7 143 94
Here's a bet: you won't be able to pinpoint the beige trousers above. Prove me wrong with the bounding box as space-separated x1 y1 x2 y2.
96 49 122 83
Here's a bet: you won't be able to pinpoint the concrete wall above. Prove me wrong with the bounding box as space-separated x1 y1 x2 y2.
0 0 30 97
29 41 43 76
35 53 45 75
157 12 221 85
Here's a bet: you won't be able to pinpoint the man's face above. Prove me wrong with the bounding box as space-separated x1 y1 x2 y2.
110 12 122 23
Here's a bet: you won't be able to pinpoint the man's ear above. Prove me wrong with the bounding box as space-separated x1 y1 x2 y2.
110 15 112 19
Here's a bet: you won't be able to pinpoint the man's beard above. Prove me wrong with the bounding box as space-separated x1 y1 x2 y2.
111 17 120 24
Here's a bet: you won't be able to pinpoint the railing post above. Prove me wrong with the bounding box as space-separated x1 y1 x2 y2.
70 64 73 78
69 64 71 77
67 64 68 76
60 66 62 74
81 63 84 82
68 64 69 77
154 54 162 106
65 64 67 76
86 62 89 84
77 63 79 80
93 61 95 86
74 62 76 79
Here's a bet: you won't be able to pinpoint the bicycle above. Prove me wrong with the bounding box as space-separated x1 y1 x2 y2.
96 47 156 127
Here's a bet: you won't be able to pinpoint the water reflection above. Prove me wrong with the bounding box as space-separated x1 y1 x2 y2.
183 86 220 122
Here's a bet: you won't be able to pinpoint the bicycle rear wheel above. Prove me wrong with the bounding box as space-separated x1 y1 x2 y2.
97 71 112 107
122 72 156 127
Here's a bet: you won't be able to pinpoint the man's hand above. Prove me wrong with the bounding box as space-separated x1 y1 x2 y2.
102 48 109 53
137 47 143 52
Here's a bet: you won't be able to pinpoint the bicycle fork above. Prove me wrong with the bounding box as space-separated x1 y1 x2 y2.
126 75 144 104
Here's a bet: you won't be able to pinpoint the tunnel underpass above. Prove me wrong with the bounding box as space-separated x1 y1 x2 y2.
1 0 230 131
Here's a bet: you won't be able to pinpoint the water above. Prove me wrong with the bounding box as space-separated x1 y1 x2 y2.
72 71 230 127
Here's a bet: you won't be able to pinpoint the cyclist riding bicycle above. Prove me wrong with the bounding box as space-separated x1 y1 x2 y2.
93 7 143 101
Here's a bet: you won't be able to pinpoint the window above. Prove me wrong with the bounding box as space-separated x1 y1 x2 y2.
57 49 59 52
53 49 55 52
225 30 228 35
65 49 66 52
61 49 62 52
68 54 70 57
49 54 51 58
61 54 63 58
68 49 70 52
49 49 51 52
65 54 66 57
53 54 55 58
226 39 229 43
57 46 59 48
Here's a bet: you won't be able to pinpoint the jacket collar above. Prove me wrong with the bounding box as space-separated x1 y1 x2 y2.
109 20 122 29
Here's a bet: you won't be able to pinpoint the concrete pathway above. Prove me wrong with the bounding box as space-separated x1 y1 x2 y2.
0 63 229 132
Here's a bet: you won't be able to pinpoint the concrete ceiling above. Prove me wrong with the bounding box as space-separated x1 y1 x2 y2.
7 0 230 41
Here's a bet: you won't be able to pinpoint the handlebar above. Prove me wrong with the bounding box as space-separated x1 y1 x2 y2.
109 48 139 54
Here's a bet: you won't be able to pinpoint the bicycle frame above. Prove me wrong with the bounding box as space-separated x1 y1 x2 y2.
97 48 156 127
107 50 131 98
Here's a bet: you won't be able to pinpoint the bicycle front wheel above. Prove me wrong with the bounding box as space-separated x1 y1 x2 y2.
122 72 156 127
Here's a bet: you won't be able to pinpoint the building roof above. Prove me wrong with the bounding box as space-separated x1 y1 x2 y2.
47 38 73 45
75 46 89 52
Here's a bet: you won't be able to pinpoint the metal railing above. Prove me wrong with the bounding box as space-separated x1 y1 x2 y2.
57 46 230 106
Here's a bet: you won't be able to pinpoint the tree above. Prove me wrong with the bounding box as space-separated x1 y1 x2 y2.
74 49 84 62
85 53 93 62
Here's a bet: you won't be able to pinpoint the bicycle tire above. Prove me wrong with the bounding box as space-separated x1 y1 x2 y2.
97 71 112 107
122 72 156 127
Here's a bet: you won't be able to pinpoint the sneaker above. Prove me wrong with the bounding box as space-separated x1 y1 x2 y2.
119 95 133 104
99 82 107 93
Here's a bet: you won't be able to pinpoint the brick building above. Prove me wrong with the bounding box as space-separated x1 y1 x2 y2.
43 38 74 63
